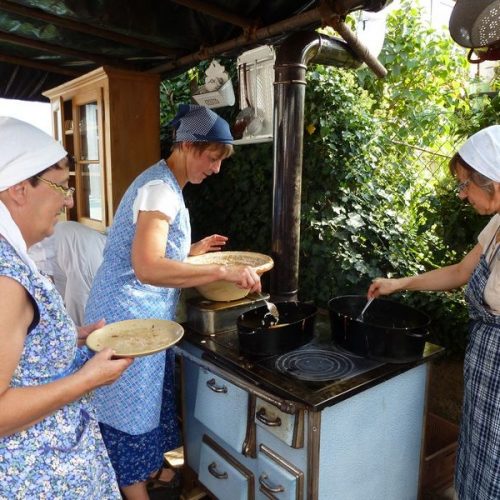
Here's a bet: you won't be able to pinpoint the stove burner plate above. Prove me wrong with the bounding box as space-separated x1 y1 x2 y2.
275 348 356 381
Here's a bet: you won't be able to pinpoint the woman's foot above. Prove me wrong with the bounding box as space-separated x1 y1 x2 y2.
147 466 180 490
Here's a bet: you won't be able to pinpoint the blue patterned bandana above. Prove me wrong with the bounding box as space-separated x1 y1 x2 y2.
169 104 233 144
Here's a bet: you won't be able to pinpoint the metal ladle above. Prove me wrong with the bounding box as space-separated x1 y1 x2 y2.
356 297 374 322
262 299 280 327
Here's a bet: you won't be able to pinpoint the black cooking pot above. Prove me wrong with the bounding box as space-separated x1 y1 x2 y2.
328 295 431 363
237 301 317 356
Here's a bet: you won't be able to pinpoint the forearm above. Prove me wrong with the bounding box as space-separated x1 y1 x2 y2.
0 372 92 437
393 263 471 293
134 258 228 288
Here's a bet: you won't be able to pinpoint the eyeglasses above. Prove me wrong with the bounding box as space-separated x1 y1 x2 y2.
456 179 471 196
36 176 75 199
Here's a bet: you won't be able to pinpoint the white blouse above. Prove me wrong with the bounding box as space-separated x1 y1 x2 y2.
478 213 500 315
132 180 181 223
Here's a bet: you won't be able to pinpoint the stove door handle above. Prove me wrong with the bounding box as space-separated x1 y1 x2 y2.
259 473 285 494
208 461 228 480
206 378 228 394
256 408 282 427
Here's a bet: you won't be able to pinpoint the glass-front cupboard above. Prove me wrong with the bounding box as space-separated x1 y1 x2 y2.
44 66 160 231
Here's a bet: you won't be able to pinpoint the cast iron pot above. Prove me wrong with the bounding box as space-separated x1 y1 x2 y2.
237 301 317 356
328 295 431 363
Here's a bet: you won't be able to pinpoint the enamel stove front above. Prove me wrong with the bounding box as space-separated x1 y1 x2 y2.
180 296 442 500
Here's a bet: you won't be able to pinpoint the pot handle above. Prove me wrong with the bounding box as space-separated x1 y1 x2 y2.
404 329 430 339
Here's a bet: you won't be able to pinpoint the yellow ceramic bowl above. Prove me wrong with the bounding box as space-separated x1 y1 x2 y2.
186 251 274 302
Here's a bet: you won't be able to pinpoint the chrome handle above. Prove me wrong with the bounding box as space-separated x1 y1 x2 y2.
208 461 228 480
405 329 430 339
259 473 285 494
256 408 282 427
206 378 228 393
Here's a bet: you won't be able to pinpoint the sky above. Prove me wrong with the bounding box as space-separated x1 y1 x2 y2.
0 98 51 134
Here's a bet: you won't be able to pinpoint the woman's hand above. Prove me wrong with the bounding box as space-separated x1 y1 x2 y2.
368 278 403 298
225 265 262 294
76 319 105 347
78 348 133 390
190 234 228 256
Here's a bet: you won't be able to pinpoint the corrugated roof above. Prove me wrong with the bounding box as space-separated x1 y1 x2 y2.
0 0 391 101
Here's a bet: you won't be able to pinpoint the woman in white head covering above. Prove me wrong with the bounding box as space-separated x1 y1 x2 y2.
367 125 500 498
0 117 132 499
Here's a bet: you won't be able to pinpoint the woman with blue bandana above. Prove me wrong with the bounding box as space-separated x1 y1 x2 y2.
84 104 261 499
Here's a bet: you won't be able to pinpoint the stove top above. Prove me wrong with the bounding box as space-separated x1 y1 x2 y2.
272 343 380 382
180 310 444 410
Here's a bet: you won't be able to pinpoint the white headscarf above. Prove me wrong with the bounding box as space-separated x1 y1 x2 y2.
0 117 67 273
459 125 500 182
0 116 67 191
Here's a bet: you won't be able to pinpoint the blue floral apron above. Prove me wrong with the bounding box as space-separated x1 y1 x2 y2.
456 226 500 499
0 238 120 499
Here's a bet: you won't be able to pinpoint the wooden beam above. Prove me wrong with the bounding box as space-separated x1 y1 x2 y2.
0 52 80 76
170 0 254 30
0 30 138 69
150 5 328 75
0 0 182 57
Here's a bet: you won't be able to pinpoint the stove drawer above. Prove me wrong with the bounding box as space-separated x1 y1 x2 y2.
195 368 249 452
199 434 254 500
257 443 304 500
255 398 304 448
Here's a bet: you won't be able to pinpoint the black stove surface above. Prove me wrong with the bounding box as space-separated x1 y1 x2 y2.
272 343 382 382
181 312 444 410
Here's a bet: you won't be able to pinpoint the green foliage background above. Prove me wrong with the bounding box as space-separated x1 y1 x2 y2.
160 0 499 355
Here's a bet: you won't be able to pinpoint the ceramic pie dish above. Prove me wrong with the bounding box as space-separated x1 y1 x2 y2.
86 319 184 357
186 251 274 302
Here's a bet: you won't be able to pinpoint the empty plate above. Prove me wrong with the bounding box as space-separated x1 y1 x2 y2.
86 319 184 357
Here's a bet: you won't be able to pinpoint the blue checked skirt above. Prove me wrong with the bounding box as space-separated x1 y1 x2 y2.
456 249 500 499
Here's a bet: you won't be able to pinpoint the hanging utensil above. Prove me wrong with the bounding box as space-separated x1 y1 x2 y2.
356 297 374 322
232 63 257 139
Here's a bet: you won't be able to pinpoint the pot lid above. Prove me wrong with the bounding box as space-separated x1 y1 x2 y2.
449 0 500 48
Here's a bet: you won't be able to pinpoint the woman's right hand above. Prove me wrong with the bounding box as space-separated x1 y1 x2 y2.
368 277 403 298
78 348 133 390
225 265 262 294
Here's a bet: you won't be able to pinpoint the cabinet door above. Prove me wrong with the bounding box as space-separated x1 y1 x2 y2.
199 434 254 500
257 444 303 500
194 368 249 453
73 88 107 231
50 97 75 221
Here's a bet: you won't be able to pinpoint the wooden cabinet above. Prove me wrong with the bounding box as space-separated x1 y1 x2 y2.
43 66 160 231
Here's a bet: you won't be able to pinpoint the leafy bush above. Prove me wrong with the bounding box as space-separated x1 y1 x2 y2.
160 0 498 354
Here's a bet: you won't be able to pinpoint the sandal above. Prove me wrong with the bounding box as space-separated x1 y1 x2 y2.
146 467 180 491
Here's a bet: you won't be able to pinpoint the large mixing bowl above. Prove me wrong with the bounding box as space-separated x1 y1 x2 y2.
186 251 273 302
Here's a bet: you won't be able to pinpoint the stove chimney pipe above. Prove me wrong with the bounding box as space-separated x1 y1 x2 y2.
270 32 361 301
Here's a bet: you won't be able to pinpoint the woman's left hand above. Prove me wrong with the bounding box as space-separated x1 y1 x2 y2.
190 234 228 256
77 319 105 347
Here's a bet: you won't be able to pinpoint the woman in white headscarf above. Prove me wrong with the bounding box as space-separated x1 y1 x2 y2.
368 125 500 499
0 117 132 499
